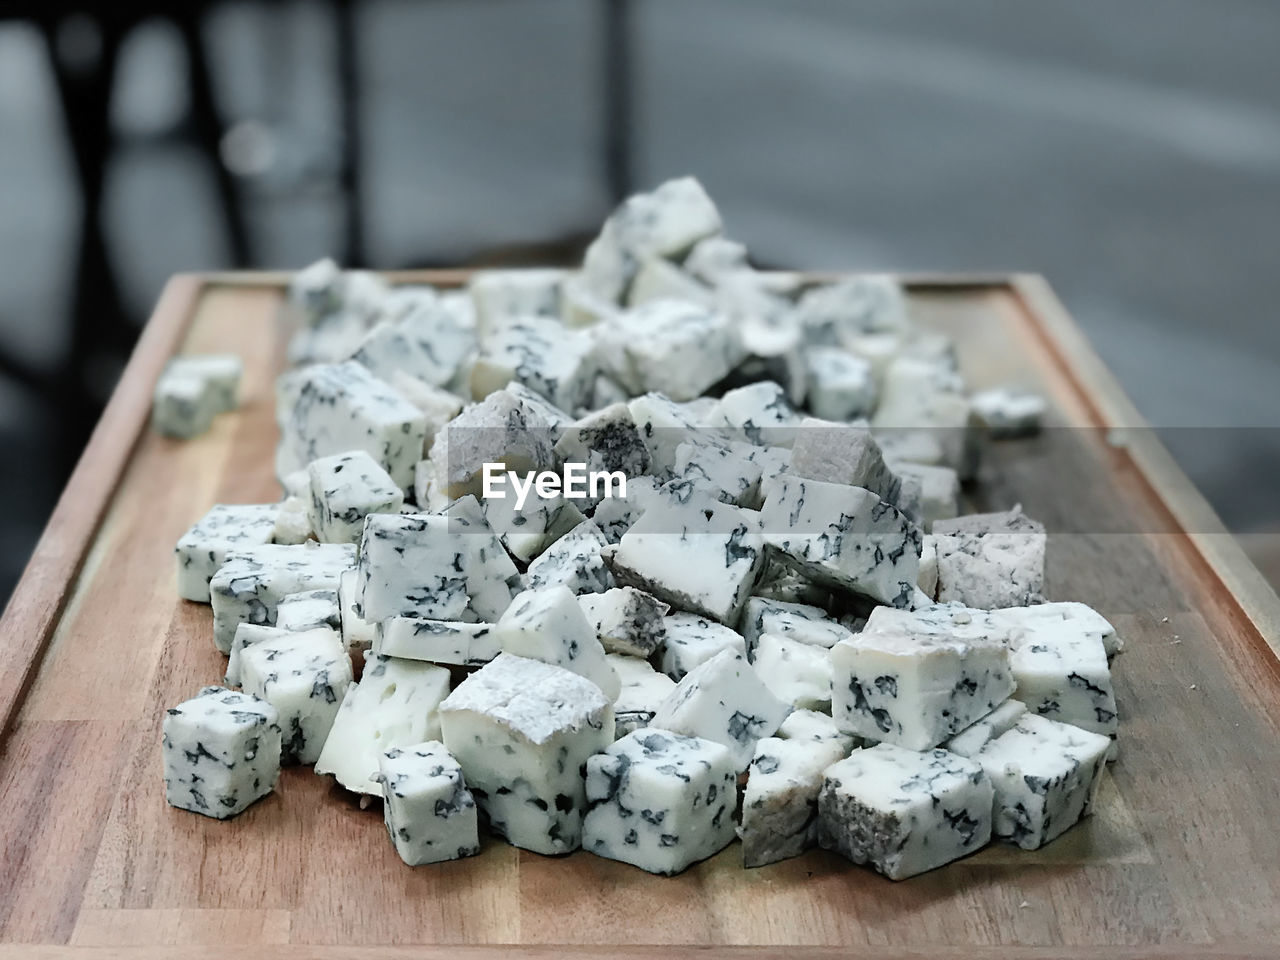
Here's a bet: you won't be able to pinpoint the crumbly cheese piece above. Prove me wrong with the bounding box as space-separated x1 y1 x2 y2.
805 347 876 422
440 654 614 855
740 735 849 867
471 315 597 412
278 361 427 488
307 449 404 544
918 534 939 598
209 542 356 653
606 654 677 736
314 654 452 794
275 589 342 632
739 597 851 657
376 741 480 866
175 503 279 603
385 373 463 452
351 298 476 390
162 686 281 819
583 729 737 875
493 586 620 700
716 381 801 447
971 387 1047 438
673 440 763 508
795 275 909 345
776 708 858 751
469 268 565 332
788 419 901 505
240 628 353 764
427 388 557 500
375 618 498 666
682 235 748 283
525 519 615 595
650 648 790 771
578 587 669 658
271 496 313 545
830 628 1015 751
660 612 748 680
752 634 833 711
893 462 959 531
818 743 993 880
976 714 1110 849
153 372 220 438
165 354 243 412
943 698 1028 757
608 490 764 626
932 506 1046 609
1007 622 1118 739
759 474 921 608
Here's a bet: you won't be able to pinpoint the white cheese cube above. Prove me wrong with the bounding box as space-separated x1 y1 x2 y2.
596 300 742 402
976 714 1110 849
796 275 908 345
377 741 481 866
165 354 242 412
471 315 597 412
608 490 764 626
209 542 355 653
1008 623 1118 739
440 654 614 854
818 743 993 880
427 388 557 500
660 612 747 680
650 648 790 771
933 507 1046 609
716 381 801 447
759 474 921 608
583 729 737 875
740 735 849 867
153 372 219 438
493 586 620 700
469 268 564 332
752 634 833 711
375 618 497 665
351 299 476 390
805 347 876 422
226 624 339 688
175 503 279 603
830 629 1015 751
307 450 404 544
740 597 851 657
971 387 1046 438
788 419 902 505
279 361 427 489
271 496 313 545
240 628 353 764
777 708 858 751
943 698 1028 757
275 589 342 632
525 519 615 595
673 440 763 508
314 654 452 794
990 601 1122 657
607 654 677 737
578 587 669 658
162 686 281 819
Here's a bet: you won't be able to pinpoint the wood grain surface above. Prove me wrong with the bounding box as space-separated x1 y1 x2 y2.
1 273 1278 958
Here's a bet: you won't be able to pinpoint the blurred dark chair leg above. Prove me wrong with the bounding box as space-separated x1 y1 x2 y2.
603 0 634 205
334 0 365 268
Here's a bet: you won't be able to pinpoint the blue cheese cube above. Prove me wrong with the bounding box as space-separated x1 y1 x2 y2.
307 450 404 544
314 654 452 794
683 235 748 283
650 648 790 771
153 372 219 439
469 268 565 332
830 628 1015 751
271 496 313 545
525 519 615 595
225 624 338 688
578 587 669 657
471 315 597 412
971 387 1046 438
990 601 1122 657
597 301 742 402
375 618 498 666
583 729 737 875
239 629 352 765
209 542 356 653
607 654 676 737
338 568 378 657
805 347 876 422
165 354 242 412
818 743 993 880
976 714 1110 849
716 381 801 447
740 597 851 657
943 698 1028 758
377 741 480 866
872 357 973 475
278 361 427 488
440 654 614 855
275 589 342 632
427 388 557 500
591 476 660 544
740 735 849 867
933 507 1046 609
777 708 858 751
627 392 725 480
752 634 833 711
660 612 747 680
893 462 959 531
554 402 651 506
481 491 586 564
607 490 764 626
162 686 281 819
788 419 902 505
385 373 463 458
492 586 620 700
795 275 908 345
759 474 921 608
673 440 763 508
351 299 476 390
1007 623 1118 739
175 503 279 603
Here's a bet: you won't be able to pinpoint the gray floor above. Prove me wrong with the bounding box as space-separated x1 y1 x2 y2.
1 0 1279 600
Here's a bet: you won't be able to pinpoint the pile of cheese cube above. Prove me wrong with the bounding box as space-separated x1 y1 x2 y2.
162 178 1121 881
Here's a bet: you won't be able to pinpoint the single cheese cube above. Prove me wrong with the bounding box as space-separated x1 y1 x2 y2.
777 708 858 751
578 587 669 658
752 634 833 711
976 714 1110 849
493 586 620 700
481 489 585 564
650 648 790 771
626 256 715 308
209 542 355 653
525 519 615 595
597 300 742 401
805 347 876 422
175 503 278 603
271 495 313 545
1008 623 1118 739
626 392 722 479
943 698 1028 757
818 743 993 880
152 374 217 439
314 654 452 794
673 440 763 507
239 630 351 765
583 729 737 875
716 381 801 447
788 419 901 505
471 315 597 412
872 356 974 476
554 403 651 503
933 507 1047 609
275 589 342 632
759 475 921 608
377 741 480 866
591 475 660 544
162 686 281 819
165 354 243 412
830 629 1015 751
375 618 498 666
307 450 404 544
740 735 849 867
740 597 851 657
795 275 908 345
607 654 676 737
351 299 475 390
339 568 378 657
660 612 747 681
225 624 338 688
893 462 959 531
990 601 1122 657
469 268 564 331
440 654 614 855
971 387 1046 438
428 388 557 500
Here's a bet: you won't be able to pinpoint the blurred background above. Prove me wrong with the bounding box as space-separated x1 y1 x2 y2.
1 0 1278 605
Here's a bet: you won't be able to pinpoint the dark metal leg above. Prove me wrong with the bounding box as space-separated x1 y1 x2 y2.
334 0 365 267
603 0 634 204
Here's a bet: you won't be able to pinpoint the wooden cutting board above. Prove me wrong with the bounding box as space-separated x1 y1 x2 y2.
1 272 1277 959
